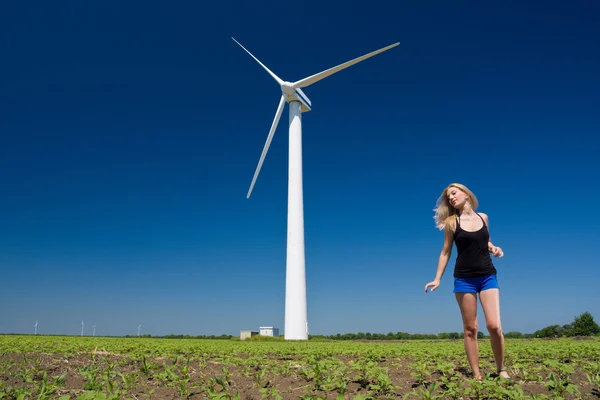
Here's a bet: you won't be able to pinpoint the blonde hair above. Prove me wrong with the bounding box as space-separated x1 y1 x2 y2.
433 183 479 231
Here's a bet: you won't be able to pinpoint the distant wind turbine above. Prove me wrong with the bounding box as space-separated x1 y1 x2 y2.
81 320 84 336
34 320 38 335
137 325 142 337
93 324 96 337
232 37 399 340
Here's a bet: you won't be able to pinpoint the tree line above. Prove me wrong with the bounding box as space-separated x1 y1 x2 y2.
309 312 600 341
124 312 599 340
132 311 598 340
530 311 600 338
123 334 234 340
9 312 597 340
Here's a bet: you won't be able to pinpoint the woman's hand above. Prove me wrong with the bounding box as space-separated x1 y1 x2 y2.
425 279 440 293
490 246 504 257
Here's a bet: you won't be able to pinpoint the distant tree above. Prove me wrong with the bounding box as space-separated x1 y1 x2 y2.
438 332 460 339
534 324 563 338
562 323 574 337
571 312 600 336
504 331 523 338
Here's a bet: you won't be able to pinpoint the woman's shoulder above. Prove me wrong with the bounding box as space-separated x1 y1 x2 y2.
478 212 489 223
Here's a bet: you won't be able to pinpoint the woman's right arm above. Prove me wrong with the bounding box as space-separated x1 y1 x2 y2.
425 226 454 293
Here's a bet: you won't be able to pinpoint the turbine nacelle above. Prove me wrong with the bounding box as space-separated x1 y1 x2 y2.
280 83 311 112
281 82 296 96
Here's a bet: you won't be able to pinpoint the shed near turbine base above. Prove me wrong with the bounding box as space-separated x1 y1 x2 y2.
240 330 259 340
259 327 279 337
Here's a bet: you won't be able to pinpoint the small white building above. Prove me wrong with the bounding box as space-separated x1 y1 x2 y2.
259 326 279 337
240 330 259 340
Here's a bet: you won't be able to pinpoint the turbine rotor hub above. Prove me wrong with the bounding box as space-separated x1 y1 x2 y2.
281 82 296 96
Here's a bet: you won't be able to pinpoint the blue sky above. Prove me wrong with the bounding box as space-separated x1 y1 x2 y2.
1 0 599 337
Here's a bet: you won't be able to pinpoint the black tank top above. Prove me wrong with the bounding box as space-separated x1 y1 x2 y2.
453 212 497 278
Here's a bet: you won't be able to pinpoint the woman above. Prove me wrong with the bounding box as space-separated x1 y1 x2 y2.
424 183 510 380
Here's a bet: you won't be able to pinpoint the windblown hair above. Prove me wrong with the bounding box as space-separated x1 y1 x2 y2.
433 183 479 231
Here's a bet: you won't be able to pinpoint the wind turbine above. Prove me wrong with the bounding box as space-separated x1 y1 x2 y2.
34 320 38 335
81 320 84 336
93 324 96 337
137 325 142 337
233 38 399 340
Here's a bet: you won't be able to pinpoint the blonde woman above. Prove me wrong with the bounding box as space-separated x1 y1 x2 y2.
424 183 509 380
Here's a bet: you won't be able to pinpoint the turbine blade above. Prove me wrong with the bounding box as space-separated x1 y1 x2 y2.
232 37 284 86
293 42 400 89
247 95 286 198
295 88 311 106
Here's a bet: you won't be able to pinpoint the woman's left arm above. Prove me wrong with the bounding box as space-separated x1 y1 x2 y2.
481 213 504 258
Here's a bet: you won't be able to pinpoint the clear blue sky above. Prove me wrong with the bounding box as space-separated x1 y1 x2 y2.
1 1 599 337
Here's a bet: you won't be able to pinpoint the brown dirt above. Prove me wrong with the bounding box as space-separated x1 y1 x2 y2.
0 352 597 399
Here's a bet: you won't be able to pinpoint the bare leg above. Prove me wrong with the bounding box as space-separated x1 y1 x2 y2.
455 292 481 379
479 288 509 378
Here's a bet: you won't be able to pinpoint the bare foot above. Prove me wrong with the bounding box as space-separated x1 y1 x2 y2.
498 369 510 379
473 374 483 381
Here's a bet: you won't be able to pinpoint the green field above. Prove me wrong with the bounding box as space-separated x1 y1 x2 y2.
1 335 599 399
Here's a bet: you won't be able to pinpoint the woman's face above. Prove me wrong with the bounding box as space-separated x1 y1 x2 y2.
447 186 469 210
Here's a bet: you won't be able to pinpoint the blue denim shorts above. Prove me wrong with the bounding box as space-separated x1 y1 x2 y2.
454 274 499 293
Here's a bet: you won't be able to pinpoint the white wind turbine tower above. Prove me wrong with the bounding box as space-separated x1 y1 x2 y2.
81 320 84 336
34 320 38 335
137 325 142 337
233 38 399 340
93 324 96 337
